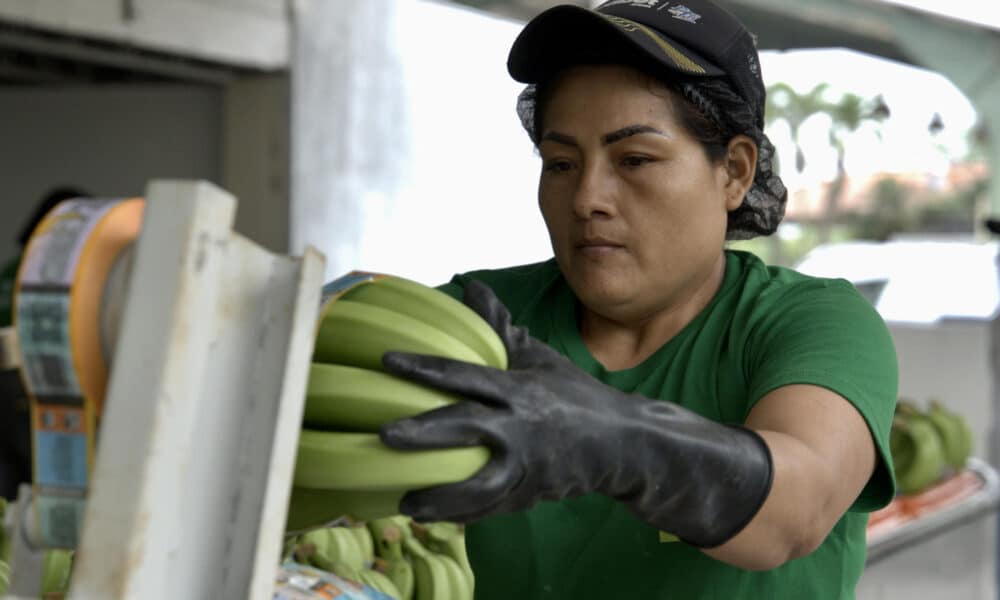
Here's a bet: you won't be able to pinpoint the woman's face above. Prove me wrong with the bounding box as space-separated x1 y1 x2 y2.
537 64 745 322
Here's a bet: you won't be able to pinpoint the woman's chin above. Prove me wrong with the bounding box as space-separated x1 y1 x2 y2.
570 272 634 311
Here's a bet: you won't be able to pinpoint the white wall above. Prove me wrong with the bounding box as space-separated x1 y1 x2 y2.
0 84 223 263
291 0 552 286
857 320 998 600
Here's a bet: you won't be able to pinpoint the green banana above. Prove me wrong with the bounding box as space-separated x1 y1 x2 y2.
303 363 457 432
405 536 452 600
890 416 916 476
436 553 473 600
386 515 417 541
414 522 473 583
349 523 376 566
382 554 415 600
313 299 487 370
341 275 508 370
367 520 416 600
926 399 973 469
281 534 298 563
369 517 408 560
894 412 948 495
294 528 332 570
329 560 364 585
293 430 490 491
0 558 9 596
287 487 405 532
297 526 367 573
40 549 74 595
896 397 921 417
360 567 404 600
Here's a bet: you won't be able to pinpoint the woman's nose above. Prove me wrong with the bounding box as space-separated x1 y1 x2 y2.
572 162 616 219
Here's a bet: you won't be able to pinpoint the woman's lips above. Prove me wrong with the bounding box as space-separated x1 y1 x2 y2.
577 240 624 257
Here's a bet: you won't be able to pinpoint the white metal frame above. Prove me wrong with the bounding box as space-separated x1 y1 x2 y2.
3 180 325 599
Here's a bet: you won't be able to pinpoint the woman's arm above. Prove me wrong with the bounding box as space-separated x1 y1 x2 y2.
703 383 877 570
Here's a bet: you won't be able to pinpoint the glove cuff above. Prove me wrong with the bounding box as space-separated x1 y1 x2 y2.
680 425 774 548
614 418 774 549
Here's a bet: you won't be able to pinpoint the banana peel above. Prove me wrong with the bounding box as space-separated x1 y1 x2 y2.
892 410 948 495
926 399 973 470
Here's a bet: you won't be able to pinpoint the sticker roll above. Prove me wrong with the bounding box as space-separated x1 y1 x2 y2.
16 198 144 412
14 196 145 548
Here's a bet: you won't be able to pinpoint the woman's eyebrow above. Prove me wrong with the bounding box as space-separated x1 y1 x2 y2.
601 125 667 145
540 125 668 148
540 131 578 147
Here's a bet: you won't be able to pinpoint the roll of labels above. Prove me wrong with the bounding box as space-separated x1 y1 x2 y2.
13 196 144 549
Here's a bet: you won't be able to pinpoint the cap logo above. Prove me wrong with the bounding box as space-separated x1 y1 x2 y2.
600 14 707 74
666 5 701 23
597 0 663 9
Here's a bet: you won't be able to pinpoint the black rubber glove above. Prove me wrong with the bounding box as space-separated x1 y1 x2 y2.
379 280 774 548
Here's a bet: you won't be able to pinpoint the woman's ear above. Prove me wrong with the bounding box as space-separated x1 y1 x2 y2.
723 135 757 211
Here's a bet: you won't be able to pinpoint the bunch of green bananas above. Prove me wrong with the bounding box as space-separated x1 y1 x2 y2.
371 515 473 600
285 515 474 600
283 273 502 598
288 273 506 530
290 524 400 596
891 398 974 496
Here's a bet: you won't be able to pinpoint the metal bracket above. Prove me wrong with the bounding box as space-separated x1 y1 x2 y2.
3 485 45 599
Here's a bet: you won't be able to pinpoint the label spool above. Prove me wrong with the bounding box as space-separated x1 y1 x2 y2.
14 197 144 548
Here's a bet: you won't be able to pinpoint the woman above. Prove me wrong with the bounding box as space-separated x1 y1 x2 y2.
379 1 898 598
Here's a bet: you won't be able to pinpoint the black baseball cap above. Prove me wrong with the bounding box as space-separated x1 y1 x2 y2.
507 0 766 129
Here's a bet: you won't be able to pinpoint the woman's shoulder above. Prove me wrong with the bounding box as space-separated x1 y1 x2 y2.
727 249 863 299
451 258 562 288
724 249 888 338
436 258 565 313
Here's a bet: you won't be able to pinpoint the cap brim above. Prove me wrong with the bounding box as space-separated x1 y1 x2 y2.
507 5 725 84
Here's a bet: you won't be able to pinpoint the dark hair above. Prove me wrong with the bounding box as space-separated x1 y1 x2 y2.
18 186 91 246
517 64 786 240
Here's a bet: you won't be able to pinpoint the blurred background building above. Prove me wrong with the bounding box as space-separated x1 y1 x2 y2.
1 0 999 598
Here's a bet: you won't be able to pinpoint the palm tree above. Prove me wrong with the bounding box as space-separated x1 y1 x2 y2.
765 82 889 243
765 82 831 176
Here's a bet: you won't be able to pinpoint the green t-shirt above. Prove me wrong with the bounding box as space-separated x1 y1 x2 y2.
438 249 898 600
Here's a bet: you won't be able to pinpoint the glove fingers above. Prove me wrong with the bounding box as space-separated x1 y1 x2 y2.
462 280 513 340
462 280 569 369
382 351 511 404
380 400 494 451
399 457 522 523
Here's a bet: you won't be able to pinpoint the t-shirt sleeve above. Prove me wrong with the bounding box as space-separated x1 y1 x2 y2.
435 278 464 301
744 278 899 511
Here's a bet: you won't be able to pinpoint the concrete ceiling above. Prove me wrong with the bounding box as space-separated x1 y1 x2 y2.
449 0 940 69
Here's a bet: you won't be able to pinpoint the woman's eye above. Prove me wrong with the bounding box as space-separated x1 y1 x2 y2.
621 155 652 168
543 159 573 173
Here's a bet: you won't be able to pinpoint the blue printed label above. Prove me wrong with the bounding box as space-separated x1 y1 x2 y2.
34 429 89 489
16 291 79 397
36 492 87 549
318 271 386 317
